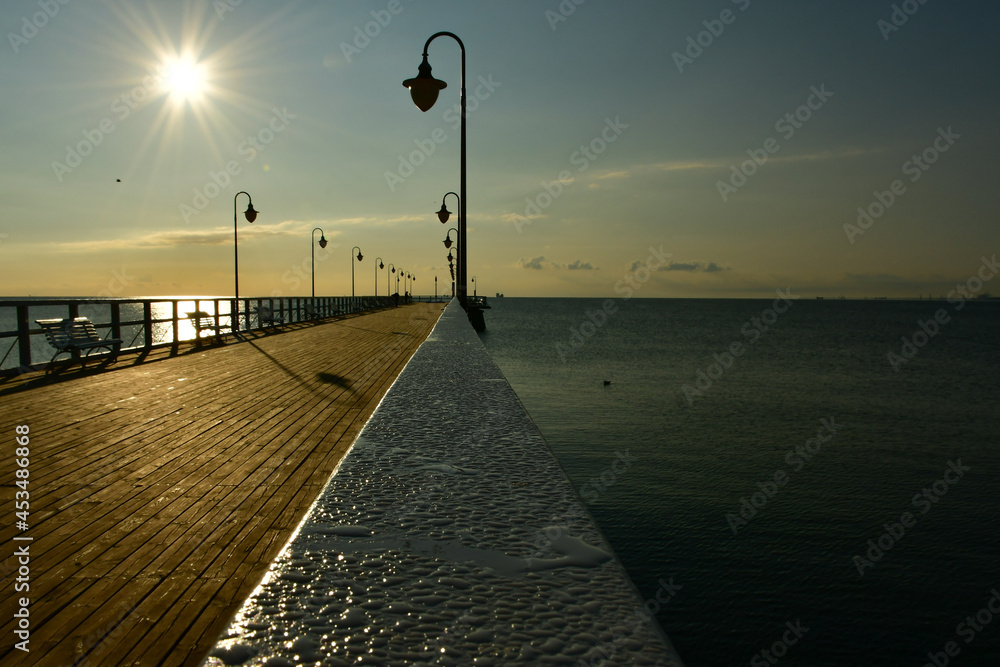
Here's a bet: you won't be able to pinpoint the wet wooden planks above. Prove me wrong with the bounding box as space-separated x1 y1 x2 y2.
0 303 443 666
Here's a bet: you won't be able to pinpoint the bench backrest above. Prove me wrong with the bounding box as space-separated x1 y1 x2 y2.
36 317 102 349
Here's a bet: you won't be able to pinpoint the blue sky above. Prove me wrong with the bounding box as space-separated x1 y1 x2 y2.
1 0 997 298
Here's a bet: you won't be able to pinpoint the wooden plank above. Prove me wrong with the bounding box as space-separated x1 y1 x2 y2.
0 303 443 665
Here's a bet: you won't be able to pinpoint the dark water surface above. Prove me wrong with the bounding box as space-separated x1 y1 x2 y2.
478 297 1000 666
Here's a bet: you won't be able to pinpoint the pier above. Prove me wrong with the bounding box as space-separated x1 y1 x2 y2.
0 303 442 666
205 301 682 666
0 300 682 666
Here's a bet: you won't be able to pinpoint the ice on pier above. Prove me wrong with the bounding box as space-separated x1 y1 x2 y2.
204 302 682 666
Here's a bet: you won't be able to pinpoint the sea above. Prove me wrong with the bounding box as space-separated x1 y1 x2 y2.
477 297 1000 666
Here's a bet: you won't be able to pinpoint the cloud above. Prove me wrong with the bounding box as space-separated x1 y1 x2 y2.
629 258 729 273
518 256 550 270
517 257 596 270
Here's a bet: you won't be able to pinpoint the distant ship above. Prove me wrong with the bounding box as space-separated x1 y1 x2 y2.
495 292 504 297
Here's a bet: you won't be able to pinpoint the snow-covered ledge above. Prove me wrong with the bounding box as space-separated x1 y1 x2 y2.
204 300 683 666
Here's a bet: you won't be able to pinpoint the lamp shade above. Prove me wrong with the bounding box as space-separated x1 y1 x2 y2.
319 236 328 249
436 203 451 223
357 251 364 262
244 203 258 223
402 56 447 112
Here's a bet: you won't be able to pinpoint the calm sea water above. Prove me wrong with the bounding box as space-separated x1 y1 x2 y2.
478 297 1000 666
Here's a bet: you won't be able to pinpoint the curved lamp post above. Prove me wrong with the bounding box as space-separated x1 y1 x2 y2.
404 33 467 308
374 257 384 298
351 246 363 298
443 227 458 249
471 275 477 298
437 191 459 225
387 263 396 297
234 191 258 331
311 227 327 298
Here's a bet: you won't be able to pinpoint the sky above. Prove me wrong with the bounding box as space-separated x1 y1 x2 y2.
1 0 997 299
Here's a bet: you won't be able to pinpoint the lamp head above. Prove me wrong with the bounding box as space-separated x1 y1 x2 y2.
379 261 384 270
443 234 453 249
357 251 363 262
244 202 258 223
447 251 453 262
318 235 328 249
402 55 447 112
436 203 451 223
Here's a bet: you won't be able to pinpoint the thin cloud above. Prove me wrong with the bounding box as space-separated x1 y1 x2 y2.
517 256 596 270
567 260 597 270
518 256 550 270
630 258 729 273
58 220 341 252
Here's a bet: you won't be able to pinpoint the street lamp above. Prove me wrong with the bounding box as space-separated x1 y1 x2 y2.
437 191 459 224
443 227 458 249
387 263 395 298
374 257 384 298
471 275 477 298
351 246 363 298
404 33 467 308
311 227 327 298
234 191 258 331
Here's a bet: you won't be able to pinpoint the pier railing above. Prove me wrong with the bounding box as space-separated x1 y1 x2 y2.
0 296 393 374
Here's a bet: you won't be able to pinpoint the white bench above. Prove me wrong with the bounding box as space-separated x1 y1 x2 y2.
36 317 122 368
186 311 228 340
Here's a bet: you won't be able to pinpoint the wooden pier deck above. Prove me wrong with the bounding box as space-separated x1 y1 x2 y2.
0 302 443 666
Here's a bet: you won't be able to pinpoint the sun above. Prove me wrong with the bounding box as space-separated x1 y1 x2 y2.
161 55 207 105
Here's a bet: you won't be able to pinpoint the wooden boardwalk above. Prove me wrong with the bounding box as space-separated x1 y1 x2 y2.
0 303 443 666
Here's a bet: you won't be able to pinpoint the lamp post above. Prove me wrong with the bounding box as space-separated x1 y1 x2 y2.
435 275 437 301
374 257 384 298
404 33 467 308
351 246 363 298
387 263 395 298
234 191 258 331
443 226 458 250
311 227 327 298
471 275 477 298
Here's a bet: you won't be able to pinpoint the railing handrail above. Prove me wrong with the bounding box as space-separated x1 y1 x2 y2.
0 295 396 374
